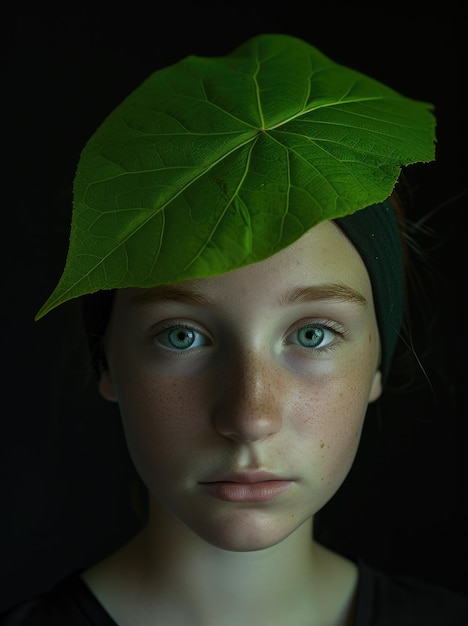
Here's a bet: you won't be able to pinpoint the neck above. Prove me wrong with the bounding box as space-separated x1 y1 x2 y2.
143 503 317 599
83 500 358 626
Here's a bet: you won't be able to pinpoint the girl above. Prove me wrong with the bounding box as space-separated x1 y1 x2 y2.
2 33 467 625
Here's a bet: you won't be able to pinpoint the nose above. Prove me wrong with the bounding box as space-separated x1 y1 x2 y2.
211 349 284 443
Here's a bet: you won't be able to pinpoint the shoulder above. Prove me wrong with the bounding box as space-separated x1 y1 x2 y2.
356 560 468 625
0 573 117 626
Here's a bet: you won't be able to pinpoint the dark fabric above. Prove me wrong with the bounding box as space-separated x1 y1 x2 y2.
0 576 116 626
335 199 403 382
2 561 468 625
354 561 468 625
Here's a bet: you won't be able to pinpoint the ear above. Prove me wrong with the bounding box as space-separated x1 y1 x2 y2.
368 369 383 403
98 370 118 402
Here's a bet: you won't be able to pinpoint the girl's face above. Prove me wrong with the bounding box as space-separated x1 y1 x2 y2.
100 221 382 552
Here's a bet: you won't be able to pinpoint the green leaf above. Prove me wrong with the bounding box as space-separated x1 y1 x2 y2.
36 33 436 320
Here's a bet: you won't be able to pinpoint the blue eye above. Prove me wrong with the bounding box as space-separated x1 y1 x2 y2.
156 325 209 351
288 324 337 349
296 326 325 348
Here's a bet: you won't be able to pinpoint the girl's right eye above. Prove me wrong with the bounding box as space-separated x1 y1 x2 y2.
155 324 210 351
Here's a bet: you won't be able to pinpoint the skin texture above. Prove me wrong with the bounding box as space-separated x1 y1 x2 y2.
90 220 383 625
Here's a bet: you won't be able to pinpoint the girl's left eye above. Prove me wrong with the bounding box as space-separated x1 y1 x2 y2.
155 325 210 351
287 323 339 350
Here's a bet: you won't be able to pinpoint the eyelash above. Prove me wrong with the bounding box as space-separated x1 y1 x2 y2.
286 320 346 353
153 321 211 352
152 319 346 353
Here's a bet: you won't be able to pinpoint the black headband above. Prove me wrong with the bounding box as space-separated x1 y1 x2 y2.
335 198 403 382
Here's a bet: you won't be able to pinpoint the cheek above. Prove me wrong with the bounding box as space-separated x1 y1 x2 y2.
319 388 365 481
292 359 374 485
112 366 209 476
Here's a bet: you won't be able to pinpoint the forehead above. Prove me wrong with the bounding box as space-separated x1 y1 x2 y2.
117 220 373 306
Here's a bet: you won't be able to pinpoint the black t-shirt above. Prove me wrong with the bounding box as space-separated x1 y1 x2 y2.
1 561 468 625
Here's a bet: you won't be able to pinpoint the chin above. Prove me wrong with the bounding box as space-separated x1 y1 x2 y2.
186 509 309 552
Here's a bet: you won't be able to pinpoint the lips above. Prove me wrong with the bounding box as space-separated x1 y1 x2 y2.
199 471 294 502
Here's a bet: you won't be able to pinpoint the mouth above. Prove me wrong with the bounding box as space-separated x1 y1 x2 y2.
199 471 295 503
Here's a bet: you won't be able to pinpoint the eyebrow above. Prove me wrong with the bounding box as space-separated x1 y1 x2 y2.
131 283 367 307
278 284 366 307
131 284 214 306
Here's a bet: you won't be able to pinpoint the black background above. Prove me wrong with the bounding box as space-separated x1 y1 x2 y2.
1 4 467 611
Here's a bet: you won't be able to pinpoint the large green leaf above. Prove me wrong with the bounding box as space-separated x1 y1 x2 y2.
36 33 436 320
